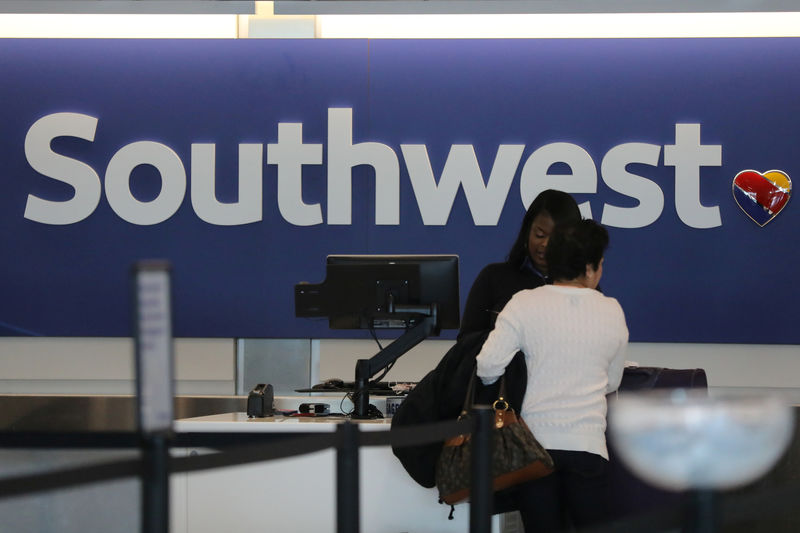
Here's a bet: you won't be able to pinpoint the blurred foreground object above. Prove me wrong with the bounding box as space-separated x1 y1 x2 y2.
609 389 794 491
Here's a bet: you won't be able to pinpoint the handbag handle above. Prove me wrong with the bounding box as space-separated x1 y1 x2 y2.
493 375 509 411
461 366 510 415
459 367 478 416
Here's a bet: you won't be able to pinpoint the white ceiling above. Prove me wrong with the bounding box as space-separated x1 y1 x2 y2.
0 1 255 14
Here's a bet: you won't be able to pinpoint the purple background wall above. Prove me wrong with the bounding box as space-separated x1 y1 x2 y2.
0 38 797 342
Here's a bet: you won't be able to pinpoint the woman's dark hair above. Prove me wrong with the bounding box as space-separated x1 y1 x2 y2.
545 219 609 282
507 189 581 267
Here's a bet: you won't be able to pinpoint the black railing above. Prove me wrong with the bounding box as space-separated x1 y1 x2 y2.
1 415 800 533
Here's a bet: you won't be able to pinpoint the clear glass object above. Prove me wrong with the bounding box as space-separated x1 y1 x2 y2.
609 389 795 491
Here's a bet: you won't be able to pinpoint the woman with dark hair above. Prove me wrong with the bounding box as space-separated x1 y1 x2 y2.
458 189 582 340
476 219 629 532
445 190 582 521
393 191 582 499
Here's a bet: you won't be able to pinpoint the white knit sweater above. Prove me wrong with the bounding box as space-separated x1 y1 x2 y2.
476 285 629 460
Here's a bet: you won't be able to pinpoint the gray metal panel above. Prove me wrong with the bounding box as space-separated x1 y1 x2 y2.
237 338 313 396
0 395 246 431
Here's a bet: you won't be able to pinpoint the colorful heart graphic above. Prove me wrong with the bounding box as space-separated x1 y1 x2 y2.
732 169 791 226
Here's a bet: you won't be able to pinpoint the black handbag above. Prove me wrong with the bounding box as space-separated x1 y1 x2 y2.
435 368 554 505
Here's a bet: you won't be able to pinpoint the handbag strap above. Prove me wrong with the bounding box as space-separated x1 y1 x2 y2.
494 374 510 411
459 367 478 415
462 366 510 414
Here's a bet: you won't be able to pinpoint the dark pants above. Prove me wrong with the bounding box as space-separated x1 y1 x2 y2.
494 450 611 533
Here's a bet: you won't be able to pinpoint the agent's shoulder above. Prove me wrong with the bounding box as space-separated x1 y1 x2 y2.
479 261 514 274
471 261 516 284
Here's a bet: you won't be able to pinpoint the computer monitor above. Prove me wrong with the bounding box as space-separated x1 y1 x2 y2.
295 254 461 418
295 254 460 334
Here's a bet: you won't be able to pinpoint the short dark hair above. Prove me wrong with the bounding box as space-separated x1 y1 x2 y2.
507 189 581 267
545 219 609 282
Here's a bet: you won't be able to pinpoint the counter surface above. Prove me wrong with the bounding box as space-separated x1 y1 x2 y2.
172 410 488 533
176 411 390 433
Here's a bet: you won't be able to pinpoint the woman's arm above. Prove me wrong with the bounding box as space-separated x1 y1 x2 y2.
605 303 629 393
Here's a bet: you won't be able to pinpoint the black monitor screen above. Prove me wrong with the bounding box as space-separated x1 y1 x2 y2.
295 254 460 332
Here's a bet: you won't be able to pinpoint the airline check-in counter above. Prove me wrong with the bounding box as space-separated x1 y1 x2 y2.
170 394 493 533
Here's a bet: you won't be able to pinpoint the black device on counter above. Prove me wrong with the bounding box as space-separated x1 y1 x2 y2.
299 402 330 415
247 383 275 418
298 378 394 394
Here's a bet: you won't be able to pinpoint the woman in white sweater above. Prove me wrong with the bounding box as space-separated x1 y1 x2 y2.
476 219 628 533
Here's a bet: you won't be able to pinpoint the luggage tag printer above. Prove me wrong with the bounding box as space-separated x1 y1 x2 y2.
247 383 275 418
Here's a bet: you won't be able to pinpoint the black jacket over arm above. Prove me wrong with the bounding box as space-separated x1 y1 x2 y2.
391 260 540 488
390 330 526 488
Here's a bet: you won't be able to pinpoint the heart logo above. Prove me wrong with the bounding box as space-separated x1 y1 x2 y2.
732 169 791 226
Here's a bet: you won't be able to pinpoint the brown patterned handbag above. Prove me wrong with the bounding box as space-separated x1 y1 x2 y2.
435 369 554 505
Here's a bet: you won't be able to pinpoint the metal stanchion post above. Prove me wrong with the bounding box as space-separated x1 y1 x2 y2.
470 405 493 533
132 261 174 533
141 433 169 533
337 421 360 533
685 489 718 533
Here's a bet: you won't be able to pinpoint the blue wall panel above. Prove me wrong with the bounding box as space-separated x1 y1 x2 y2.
0 38 797 343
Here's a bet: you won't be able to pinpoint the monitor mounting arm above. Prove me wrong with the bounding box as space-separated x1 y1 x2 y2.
351 303 438 419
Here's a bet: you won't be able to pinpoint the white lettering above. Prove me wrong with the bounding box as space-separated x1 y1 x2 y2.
600 143 664 228
520 143 597 219
23 112 101 225
267 123 323 226
664 123 722 229
105 141 186 225
402 144 523 226
191 143 263 226
327 108 399 225
22 112 724 229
